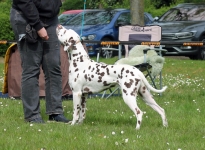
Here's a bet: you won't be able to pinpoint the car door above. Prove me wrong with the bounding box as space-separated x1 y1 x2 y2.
114 12 130 40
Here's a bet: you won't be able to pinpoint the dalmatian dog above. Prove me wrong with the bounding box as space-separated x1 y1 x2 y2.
56 25 168 130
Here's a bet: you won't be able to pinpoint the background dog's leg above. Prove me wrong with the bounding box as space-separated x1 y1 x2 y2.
71 93 82 125
122 94 143 130
139 84 168 127
78 94 87 124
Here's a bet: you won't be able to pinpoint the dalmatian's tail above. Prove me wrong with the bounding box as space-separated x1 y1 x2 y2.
139 71 167 93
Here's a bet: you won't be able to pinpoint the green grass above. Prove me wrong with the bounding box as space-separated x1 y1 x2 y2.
0 56 205 150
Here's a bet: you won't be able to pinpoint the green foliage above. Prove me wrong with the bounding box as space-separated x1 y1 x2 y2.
60 1 85 12
0 1 14 57
153 0 177 9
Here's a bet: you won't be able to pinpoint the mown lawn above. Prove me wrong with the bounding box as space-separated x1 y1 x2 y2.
0 56 205 150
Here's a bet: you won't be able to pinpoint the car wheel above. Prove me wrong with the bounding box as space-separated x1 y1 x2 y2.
196 37 205 60
100 38 115 58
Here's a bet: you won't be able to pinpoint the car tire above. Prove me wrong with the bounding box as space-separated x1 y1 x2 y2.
100 38 117 58
196 37 205 60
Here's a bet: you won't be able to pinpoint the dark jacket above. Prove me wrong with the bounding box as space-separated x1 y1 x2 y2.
12 0 62 31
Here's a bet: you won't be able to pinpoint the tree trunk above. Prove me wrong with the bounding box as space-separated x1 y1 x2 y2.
130 0 144 26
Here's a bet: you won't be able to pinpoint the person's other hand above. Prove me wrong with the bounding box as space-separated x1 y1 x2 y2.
37 27 49 40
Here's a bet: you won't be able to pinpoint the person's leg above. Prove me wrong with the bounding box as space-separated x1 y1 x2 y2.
10 8 43 122
42 20 69 122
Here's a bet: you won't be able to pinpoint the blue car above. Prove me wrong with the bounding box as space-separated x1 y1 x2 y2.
63 9 154 57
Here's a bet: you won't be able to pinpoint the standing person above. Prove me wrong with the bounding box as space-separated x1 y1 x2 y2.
10 0 70 123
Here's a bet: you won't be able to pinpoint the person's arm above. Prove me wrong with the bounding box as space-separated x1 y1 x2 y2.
13 0 43 31
13 0 48 40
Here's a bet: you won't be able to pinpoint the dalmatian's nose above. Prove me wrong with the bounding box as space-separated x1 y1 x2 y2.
57 24 63 29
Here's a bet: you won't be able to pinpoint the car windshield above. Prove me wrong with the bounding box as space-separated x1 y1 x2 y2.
58 14 78 24
159 5 205 21
65 10 117 25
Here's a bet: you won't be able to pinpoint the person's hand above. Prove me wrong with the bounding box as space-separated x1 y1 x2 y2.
37 27 49 40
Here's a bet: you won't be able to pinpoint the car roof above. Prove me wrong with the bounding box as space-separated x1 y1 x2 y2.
62 10 84 14
176 3 205 7
78 8 129 12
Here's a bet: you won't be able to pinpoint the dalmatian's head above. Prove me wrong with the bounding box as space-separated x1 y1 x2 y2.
56 25 81 51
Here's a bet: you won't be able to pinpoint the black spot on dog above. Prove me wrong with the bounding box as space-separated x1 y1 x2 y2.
124 79 134 88
130 71 135 76
131 87 137 96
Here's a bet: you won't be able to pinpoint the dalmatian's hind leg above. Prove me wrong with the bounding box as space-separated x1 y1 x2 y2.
139 84 168 127
122 93 143 130
71 92 82 125
78 94 87 124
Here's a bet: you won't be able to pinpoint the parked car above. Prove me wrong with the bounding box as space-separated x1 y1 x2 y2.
152 3 205 60
58 10 83 25
63 9 154 57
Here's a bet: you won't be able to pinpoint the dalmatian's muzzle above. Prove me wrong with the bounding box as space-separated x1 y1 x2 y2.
56 25 81 51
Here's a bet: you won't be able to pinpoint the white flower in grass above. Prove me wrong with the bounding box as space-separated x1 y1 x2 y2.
112 131 115 135
115 142 119 145
4 129 6 131
103 135 107 138
145 116 148 118
121 131 124 134
178 149 181 150
167 142 169 145
30 124 33 126
19 137 22 140
0 102 2 104
130 116 132 119
38 129 41 132
125 138 128 143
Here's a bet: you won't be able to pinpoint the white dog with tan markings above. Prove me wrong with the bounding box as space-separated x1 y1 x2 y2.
56 25 168 130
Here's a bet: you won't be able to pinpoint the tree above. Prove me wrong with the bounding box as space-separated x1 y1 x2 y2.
130 0 144 26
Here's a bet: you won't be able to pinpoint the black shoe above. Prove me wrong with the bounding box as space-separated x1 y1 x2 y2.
62 94 73 100
48 114 70 123
28 117 45 123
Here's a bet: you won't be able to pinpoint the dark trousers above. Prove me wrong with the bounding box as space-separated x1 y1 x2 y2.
10 8 63 121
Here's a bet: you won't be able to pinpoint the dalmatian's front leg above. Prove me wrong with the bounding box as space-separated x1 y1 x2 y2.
78 94 87 124
71 92 82 125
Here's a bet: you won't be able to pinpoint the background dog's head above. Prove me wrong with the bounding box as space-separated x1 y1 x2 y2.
56 25 81 51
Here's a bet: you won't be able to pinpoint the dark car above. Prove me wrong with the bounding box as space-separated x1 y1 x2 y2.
63 9 154 57
152 3 205 60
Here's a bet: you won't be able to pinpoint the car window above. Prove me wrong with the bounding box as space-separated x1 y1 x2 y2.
66 11 117 26
144 14 150 24
116 12 130 24
159 6 205 21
